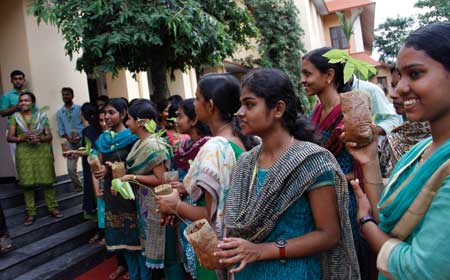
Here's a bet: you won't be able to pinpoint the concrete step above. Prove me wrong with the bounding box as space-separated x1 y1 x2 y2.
9 205 85 249
0 179 78 210
0 221 97 280
4 191 82 228
14 244 108 280
0 182 17 193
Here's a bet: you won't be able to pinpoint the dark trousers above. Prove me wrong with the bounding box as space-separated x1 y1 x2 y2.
0 202 8 237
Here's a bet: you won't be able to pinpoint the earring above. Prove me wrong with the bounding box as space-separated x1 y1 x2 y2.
328 80 331 84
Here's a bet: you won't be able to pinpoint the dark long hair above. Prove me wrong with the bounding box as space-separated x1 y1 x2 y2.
302 47 352 93
242 68 318 143
404 22 450 72
19 92 36 104
128 99 158 121
198 73 259 150
180 98 211 136
81 102 101 132
105 98 128 126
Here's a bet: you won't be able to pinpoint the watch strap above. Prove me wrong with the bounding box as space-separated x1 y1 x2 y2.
360 215 377 226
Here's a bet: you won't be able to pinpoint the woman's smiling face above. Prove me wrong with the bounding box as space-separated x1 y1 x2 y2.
395 46 450 124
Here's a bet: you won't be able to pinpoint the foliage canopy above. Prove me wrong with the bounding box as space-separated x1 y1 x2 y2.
242 0 310 111
415 0 450 24
374 16 415 65
30 0 257 102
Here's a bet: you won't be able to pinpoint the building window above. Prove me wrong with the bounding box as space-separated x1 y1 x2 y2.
330 26 348 49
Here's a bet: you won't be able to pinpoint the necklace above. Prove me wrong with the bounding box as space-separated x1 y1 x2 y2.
216 122 231 135
419 144 432 165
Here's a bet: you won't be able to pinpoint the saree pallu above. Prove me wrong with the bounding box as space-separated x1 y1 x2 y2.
173 136 211 279
377 137 450 279
125 134 174 269
184 136 238 239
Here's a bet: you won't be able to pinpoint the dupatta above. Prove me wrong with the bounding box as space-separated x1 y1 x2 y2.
378 137 450 234
14 109 48 135
95 129 138 155
184 136 236 239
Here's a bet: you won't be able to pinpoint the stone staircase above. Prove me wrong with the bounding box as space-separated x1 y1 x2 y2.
0 177 108 280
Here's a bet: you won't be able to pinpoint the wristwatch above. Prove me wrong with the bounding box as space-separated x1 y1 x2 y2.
359 215 377 226
275 239 287 262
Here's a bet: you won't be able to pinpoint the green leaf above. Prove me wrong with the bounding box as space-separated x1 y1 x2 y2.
328 58 345 64
343 62 356 84
144 119 157 134
322 49 348 60
85 137 92 154
157 129 165 138
40 105 50 112
109 131 116 139
112 179 135 200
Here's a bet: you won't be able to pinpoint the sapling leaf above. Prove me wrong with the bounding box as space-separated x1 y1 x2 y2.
328 58 345 64
344 62 356 84
144 119 157 133
322 49 348 60
40 105 50 112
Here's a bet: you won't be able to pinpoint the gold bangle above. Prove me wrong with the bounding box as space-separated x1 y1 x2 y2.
175 200 181 214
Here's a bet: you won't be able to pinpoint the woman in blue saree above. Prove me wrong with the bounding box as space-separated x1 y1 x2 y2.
347 22 450 279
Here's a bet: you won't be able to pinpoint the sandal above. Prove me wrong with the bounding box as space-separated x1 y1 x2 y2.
109 266 126 280
89 233 102 244
49 210 64 218
24 216 35 226
0 235 13 254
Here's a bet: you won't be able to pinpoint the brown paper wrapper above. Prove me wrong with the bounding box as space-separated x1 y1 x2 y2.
341 90 373 147
87 154 102 172
155 184 173 195
111 161 126 179
184 219 223 270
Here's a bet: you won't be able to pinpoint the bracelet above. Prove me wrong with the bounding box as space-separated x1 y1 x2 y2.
175 200 182 214
132 175 137 181
364 180 384 185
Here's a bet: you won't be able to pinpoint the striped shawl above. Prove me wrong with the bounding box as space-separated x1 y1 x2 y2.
225 141 360 280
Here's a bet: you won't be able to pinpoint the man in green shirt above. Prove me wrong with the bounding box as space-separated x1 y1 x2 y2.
0 70 27 119
1 70 27 166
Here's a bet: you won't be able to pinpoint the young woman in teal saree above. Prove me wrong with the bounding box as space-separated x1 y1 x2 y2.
347 23 450 280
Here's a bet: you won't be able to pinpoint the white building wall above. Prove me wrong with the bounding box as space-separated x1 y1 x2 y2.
296 0 327 52
353 16 365 53
23 0 90 177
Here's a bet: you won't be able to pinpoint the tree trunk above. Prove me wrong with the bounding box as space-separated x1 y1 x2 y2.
150 53 170 104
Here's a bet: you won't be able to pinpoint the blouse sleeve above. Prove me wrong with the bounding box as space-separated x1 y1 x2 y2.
384 176 450 279
10 114 17 127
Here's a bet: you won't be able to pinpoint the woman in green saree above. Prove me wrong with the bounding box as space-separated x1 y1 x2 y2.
7 92 62 226
347 22 450 279
122 99 184 279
